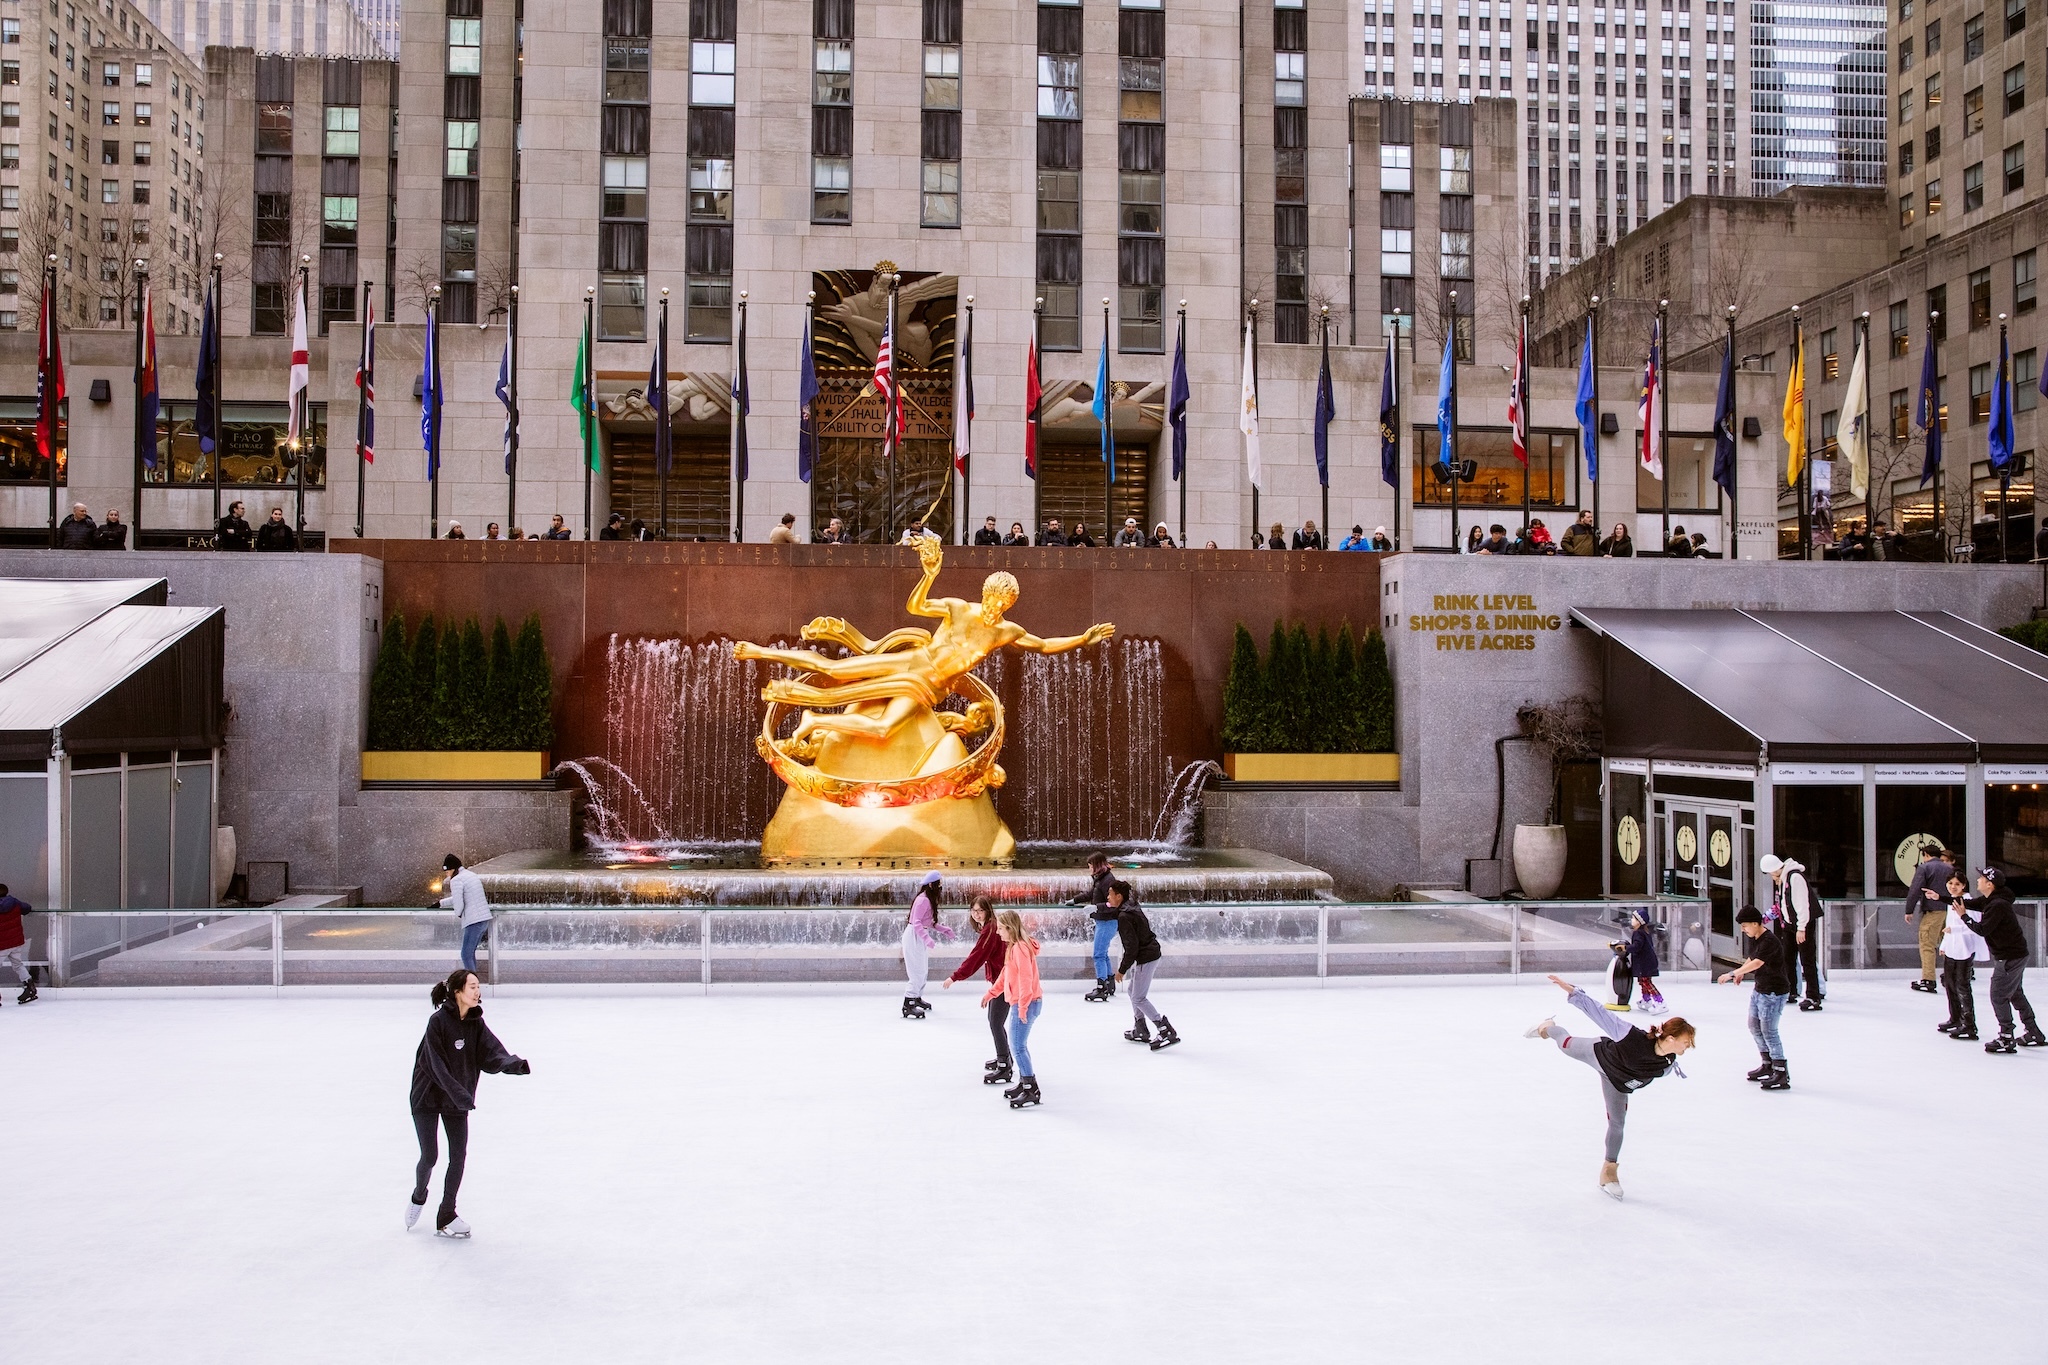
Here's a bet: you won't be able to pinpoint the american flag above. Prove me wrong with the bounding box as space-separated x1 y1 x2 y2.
1637 318 1664 480
1507 311 1529 467
872 308 901 457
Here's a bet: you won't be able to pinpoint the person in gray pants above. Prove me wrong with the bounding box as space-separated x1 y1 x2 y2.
1108 880 1179 1051
1526 974 1695 1201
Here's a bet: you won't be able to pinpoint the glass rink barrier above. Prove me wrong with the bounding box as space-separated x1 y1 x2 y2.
1821 900 2048 972
1 896 1900 990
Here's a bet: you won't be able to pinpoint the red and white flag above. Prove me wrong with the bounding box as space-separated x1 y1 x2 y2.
286 279 310 447
1637 318 1664 480
871 308 901 458
1507 312 1529 467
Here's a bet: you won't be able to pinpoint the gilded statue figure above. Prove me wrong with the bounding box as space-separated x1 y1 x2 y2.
733 533 1115 865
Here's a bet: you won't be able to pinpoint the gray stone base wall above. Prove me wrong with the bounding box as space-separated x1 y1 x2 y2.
340 788 574 905
1201 786 1418 899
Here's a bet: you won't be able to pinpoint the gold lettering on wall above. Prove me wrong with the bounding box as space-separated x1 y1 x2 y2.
1411 592 1564 652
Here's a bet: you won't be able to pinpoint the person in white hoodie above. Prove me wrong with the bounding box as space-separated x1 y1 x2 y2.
1935 870 1989 1041
1758 854 1818 1010
437 854 494 972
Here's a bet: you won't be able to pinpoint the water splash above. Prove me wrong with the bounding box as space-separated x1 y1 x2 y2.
1150 760 1226 845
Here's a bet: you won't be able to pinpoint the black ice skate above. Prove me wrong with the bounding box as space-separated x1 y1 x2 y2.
1084 978 1116 1002
1123 1019 1151 1044
1758 1060 1791 1091
901 997 928 1019
1951 1026 1980 1041
15 982 35 1005
983 1060 1013 1085
1746 1055 1774 1082
1797 998 1822 1012
1002 1075 1029 1100
1007 1077 1042 1109
984 1057 1007 1071
1149 1017 1181 1050
2019 1029 2048 1047
1985 1035 2018 1054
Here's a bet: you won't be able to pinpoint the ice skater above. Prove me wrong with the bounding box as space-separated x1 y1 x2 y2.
1903 843 1954 995
985 910 1043 1108
1718 908 1791 1090
1107 880 1178 1050
942 896 1014 1084
1956 867 2046 1052
900 870 955 1020
1936 872 1985 1042
1524 974 1694 1201
408 968 531 1238
1758 854 1816 1010
0 883 36 1005
1069 852 1119 1001
1627 910 1665 1015
436 854 494 973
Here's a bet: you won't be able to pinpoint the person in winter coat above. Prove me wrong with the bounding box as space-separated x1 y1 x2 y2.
973 516 1004 546
57 503 97 548
1151 523 1177 549
1957 867 2045 1052
94 509 128 550
899 870 955 1019
1559 510 1599 556
1525 973 1695 1201
1599 523 1635 557
986 910 1044 1108
1067 852 1118 1001
436 854 493 972
1904 843 1955 994
1291 520 1324 551
1759 853 1817 1009
214 501 255 551
1719 908 1792 1090
1627 910 1665 1015
1107 880 1179 1050
255 506 297 551
0 883 36 1005
1114 518 1147 547
1936 872 1986 1041
943 896 1014 1083
408 968 530 1237
1002 522 1030 547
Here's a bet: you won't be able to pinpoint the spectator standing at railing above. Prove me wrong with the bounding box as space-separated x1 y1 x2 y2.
1903 843 1955 995
94 508 128 550
973 516 1004 546
57 503 97 549
0 883 36 1005
214 500 254 551
1956 868 2046 1052
256 506 298 551
436 854 494 973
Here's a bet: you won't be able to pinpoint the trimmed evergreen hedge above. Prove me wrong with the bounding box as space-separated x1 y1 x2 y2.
1221 619 1394 753
367 610 554 751
1999 620 2048 655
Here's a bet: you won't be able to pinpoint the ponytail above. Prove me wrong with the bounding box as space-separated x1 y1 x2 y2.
430 968 476 1007
1649 1017 1696 1045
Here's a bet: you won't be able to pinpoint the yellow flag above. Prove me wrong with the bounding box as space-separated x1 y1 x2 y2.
1782 334 1807 488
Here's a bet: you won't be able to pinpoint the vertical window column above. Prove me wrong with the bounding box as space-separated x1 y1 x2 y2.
319 58 361 333
251 53 292 335
1377 100 1414 336
600 0 650 340
687 0 735 343
1036 0 1081 350
811 0 852 224
1116 0 1162 350
1273 0 1306 343
921 0 962 226
440 0 482 324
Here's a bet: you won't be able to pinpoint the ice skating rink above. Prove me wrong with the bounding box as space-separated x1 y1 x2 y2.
4 974 2041 1364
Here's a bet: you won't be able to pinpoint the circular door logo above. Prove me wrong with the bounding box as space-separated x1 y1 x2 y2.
1676 825 1698 863
1894 833 1944 886
1616 815 1642 867
1710 829 1732 868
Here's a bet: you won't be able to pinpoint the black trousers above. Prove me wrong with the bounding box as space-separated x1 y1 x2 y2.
1987 958 2038 1036
985 994 1012 1064
1941 957 1977 1032
413 1109 469 1226
1797 914 1824 1003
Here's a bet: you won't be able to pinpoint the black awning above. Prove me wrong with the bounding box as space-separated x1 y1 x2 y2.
1574 608 1984 765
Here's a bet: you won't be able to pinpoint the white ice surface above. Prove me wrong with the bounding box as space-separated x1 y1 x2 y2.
3 975 2042 1364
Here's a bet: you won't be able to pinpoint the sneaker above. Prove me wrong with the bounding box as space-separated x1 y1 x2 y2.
1524 1017 1555 1040
435 1217 471 1239
405 1198 425 1231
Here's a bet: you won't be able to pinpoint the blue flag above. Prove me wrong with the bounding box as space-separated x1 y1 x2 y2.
1313 323 1335 489
1435 328 1455 470
420 302 442 482
494 335 513 475
1091 321 1112 482
1377 326 1397 488
1575 320 1598 483
194 276 219 456
797 312 818 484
1915 329 1941 487
1168 315 1189 482
1989 331 2016 474
1711 337 1736 498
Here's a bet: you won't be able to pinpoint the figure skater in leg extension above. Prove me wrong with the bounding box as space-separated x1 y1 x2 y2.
1526 973 1695 1201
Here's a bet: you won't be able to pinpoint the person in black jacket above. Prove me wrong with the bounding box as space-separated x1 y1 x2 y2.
254 506 297 551
215 500 255 550
1958 867 2045 1052
1719 907 1792 1090
1067 852 1117 1000
973 515 1004 546
56 503 97 548
408 967 530 1238
1108 880 1178 1049
1526 973 1694 1200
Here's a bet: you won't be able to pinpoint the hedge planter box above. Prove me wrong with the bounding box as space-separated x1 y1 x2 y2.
363 751 550 783
1223 754 1400 783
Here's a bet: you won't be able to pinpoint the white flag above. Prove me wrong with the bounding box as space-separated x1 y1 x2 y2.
1239 318 1262 490
286 279 310 446
1840 332 1869 501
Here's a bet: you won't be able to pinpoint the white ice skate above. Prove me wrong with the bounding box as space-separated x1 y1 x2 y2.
1600 1180 1624 1201
1523 1017 1555 1039
405 1198 425 1231
435 1217 472 1239
1640 998 1668 1016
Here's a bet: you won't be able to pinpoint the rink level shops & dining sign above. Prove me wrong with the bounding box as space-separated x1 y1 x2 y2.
1411 594 1564 652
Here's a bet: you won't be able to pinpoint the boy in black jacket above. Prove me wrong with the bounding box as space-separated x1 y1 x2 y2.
1108 880 1178 1050
1959 868 2045 1053
1719 908 1792 1090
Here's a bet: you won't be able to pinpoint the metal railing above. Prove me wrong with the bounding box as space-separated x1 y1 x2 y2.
1819 900 2048 971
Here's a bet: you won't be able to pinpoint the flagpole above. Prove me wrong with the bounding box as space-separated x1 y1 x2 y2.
960 295 973 543
1175 301 1187 547
356 280 372 538
1589 295 1602 542
733 291 746 543
657 288 670 540
294 255 310 550
1518 295 1530 537
582 287 595 539
44 253 58 547
1319 304 1331 548
1448 290 1460 551
1791 305 1807 560
1032 295 1044 538
132 264 148 544
885 272 899 543
1929 308 1943 559
507 283 520 534
1249 299 1260 547
1101 296 1113 539
1725 304 1738 560
1393 308 1405 551
428 285 441 539
208 253 223 527
1998 315 2011 561
1858 308 1872 553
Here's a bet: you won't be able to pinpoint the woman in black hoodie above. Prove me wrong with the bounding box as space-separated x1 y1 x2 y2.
1958 868 2046 1052
1525 973 1695 1201
408 968 531 1238
1108 880 1178 1050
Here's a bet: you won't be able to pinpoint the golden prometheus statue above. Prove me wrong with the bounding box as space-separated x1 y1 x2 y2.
733 532 1115 866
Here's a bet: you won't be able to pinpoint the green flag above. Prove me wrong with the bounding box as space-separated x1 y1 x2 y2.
571 313 597 472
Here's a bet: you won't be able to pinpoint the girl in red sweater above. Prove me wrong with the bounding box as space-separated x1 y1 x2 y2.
942 897 1014 1085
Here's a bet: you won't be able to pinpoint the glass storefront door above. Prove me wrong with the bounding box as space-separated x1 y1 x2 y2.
1667 800 1750 955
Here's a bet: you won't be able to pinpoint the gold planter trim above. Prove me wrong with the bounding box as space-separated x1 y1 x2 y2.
1222 753 1400 783
362 751 548 782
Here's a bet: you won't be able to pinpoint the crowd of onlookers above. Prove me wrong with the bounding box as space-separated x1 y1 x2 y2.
54 502 132 551
1456 509 1723 559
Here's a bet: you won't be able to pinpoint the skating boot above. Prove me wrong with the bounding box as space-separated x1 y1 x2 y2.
984 1057 1007 1072
1797 998 1822 1012
901 997 928 1020
914 997 934 1013
1911 979 1937 993
1523 1017 1556 1040
1937 1019 1959 1033
1951 1025 1980 1041
1758 1060 1791 1091
1083 977 1116 1003
1745 1054 1774 1082
1149 1017 1181 1050
2018 1028 2048 1048
983 1060 1014 1085
1985 1035 2018 1054
1123 1018 1152 1044
1002 1075 1029 1101
15 981 35 1005
435 1216 472 1239
1007 1077 1042 1109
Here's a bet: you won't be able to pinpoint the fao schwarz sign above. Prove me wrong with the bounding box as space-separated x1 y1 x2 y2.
1410 593 1564 652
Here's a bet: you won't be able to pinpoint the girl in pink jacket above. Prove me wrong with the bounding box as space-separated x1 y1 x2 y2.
985 910 1043 1108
